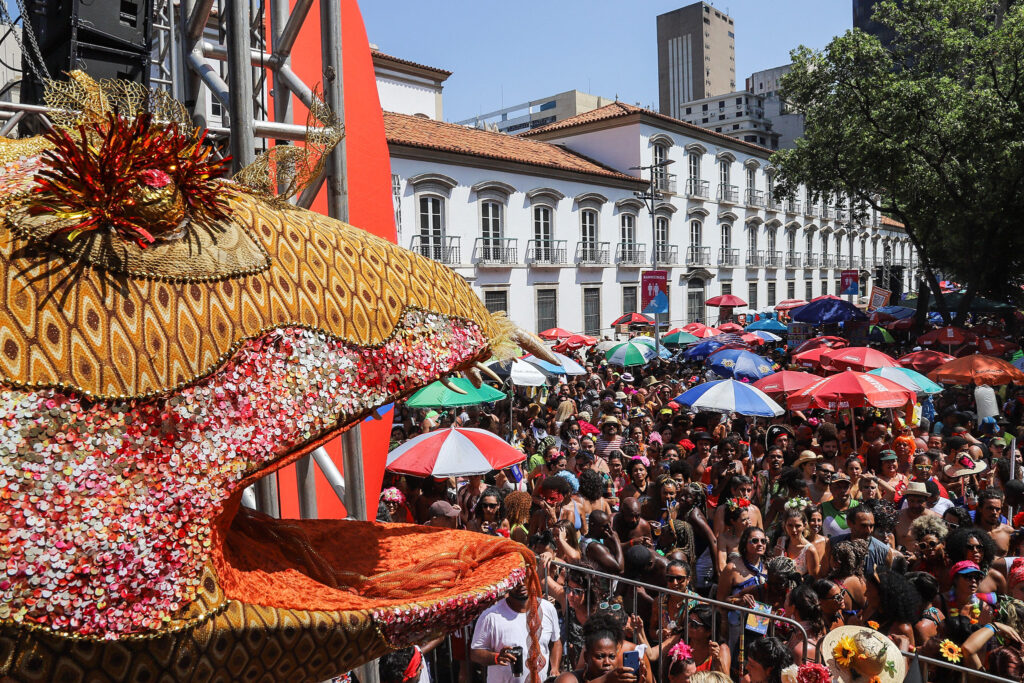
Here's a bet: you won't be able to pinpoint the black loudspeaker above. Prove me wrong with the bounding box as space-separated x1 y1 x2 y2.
873 266 905 300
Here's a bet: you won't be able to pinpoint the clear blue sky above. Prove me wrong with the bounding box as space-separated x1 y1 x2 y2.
361 1 853 122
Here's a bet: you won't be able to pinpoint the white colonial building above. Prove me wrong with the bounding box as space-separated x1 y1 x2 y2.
385 100 916 337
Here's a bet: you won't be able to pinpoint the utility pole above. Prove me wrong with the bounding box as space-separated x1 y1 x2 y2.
629 159 675 356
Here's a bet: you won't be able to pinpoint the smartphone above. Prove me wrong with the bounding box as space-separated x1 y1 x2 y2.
623 650 640 674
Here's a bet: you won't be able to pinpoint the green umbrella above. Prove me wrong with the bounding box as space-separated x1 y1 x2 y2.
867 367 944 395
406 378 506 408
868 325 895 343
605 340 658 367
663 331 701 346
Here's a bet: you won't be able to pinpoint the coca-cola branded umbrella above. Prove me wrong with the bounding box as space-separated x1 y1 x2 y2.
683 322 721 338
552 334 598 352
792 336 849 355
386 426 526 477
821 346 900 372
792 346 838 370
717 322 745 333
897 350 956 374
752 370 820 398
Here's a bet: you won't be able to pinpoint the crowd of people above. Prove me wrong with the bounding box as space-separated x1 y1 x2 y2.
375 324 1024 683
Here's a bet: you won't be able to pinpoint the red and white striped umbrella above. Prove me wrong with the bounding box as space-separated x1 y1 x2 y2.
386 426 526 477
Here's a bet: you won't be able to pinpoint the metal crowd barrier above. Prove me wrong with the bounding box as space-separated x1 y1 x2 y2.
905 651 1011 682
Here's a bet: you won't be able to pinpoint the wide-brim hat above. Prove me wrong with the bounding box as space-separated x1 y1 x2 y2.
903 481 929 498
820 625 906 683
642 375 661 388
793 450 823 468
943 452 988 478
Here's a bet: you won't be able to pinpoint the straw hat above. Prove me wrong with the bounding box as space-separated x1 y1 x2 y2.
943 452 988 478
793 450 823 468
819 625 906 683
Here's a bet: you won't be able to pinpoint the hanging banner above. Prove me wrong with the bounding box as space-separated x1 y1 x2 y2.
642 270 669 314
840 269 860 295
869 286 892 310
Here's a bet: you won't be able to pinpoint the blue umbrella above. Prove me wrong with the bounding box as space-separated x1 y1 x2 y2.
706 348 777 382
674 379 784 417
745 318 788 333
790 298 868 324
751 330 782 343
684 338 729 361
1013 357 1024 371
874 305 915 320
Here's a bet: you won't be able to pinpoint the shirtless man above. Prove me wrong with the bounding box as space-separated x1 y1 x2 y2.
976 488 1014 554
580 510 625 574
613 498 653 548
686 431 714 484
895 481 940 549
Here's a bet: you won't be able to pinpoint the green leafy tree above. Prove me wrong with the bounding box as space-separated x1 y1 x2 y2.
771 0 1024 323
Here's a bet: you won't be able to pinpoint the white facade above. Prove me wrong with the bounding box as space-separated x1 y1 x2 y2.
372 51 448 120
388 112 915 337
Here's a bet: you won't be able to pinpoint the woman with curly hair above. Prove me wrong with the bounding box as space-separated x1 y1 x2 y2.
907 571 944 645
711 473 762 536
620 458 651 501
906 514 949 585
862 568 922 650
828 538 870 624
577 469 613 518
946 526 1006 595
715 498 754 574
641 475 696 563
466 486 508 535
503 490 533 544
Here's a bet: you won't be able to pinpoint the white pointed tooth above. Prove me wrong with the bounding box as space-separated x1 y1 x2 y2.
466 368 484 389
475 361 503 383
514 330 560 364
439 376 468 394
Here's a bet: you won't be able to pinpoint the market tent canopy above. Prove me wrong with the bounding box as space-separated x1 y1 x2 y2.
407 378 507 407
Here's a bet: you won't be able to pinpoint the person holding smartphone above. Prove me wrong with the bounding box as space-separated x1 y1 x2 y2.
471 582 561 683
553 613 642 683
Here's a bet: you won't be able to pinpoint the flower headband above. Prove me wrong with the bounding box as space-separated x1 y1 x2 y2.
785 497 810 512
725 497 751 511
667 641 693 664
381 487 405 505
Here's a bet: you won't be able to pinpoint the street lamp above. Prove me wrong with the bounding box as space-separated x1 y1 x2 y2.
629 158 675 356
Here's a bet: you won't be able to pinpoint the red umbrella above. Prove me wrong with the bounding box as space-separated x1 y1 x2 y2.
928 354 1024 386
811 294 842 302
787 370 916 411
706 294 748 307
386 426 526 477
683 322 721 338
977 338 1018 355
792 336 849 355
740 332 766 346
972 323 1004 337
752 370 820 398
791 346 836 370
611 312 655 326
717 322 744 333
885 317 915 331
775 299 809 311
538 327 573 340
821 346 900 372
898 350 955 373
552 334 598 352
917 326 976 347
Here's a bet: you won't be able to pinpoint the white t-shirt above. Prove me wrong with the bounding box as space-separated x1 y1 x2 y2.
470 598 560 683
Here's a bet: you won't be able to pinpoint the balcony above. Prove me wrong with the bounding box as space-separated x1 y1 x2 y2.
821 254 836 268
717 183 739 204
686 178 710 199
577 240 610 266
805 203 817 217
686 245 711 266
411 235 461 265
805 254 820 268
785 251 802 268
786 199 802 214
835 208 848 221
745 250 764 267
654 172 678 195
616 242 647 267
836 255 850 268
526 239 567 267
655 244 678 265
764 250 783 268
767 194 783 211
745 188 766 207
473 237 517 266
821 206 832 220
719 247 740 267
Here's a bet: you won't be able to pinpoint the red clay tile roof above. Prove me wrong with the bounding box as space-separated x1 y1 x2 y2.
384 111 644 184
880 216 905 228
522 101 774 156
371 50 452 78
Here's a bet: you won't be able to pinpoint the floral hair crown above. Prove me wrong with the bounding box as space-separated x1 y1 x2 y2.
785 497 810 512
667 641 693 664
780 662 830 683
725 497 751 511
381 487 405 505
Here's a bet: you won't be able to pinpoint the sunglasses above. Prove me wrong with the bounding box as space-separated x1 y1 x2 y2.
666 575 689 583
481 502 499 510
689 619 706 629
598 602 622 611
965 542 984 551
917 540 940 550
567 587 585 597
749 537 767 545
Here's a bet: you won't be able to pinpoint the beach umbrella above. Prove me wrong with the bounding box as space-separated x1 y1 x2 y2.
407 378 507 408
739 332 766 346
683 322 721 338
706 348 777 382
792 336 849 354
663 330 701 346
522 352 586 375
1014 357 1024 371
775 299 809 311
552 333 597 352
917 326 976 348
787 370 916 411
928 354 1024 386
706 294 748 307
596 339 622 352
871 305 915 321
790 298 868 324
673 379 784 417
746 318 788 333
792 346 838 370
386 426 526 478
885 317 915 332
977 338 1018 355
751 330 782 343
972 323 1005 337
717 322 745 333
684 338 737 361
611 312 655 326
868 325 895 344
867 367 944 395
897 350 955 374
605 340 658 367
484 358 549 386
821 346 900 372
630 336 674 359
538 327 573 340
752 370 820 398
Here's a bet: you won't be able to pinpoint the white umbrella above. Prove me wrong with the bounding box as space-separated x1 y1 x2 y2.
509 359 549 386
596 340 620 352
523 352 586 375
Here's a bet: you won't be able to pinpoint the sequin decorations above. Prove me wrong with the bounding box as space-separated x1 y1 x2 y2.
0 310 486 637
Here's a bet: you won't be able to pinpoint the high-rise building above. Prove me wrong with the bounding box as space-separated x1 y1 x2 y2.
746 64 804 149
454 90 616 134
657 2 736 118
852 0 896 48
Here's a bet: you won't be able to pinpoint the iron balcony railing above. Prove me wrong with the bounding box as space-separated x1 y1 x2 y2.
821 254 836 268
472 237 517 266
686 245 711 266
835 207 848 221
767 194 782 211
820 205 832 220
805 254 819 268
786 198 801 214
744 188 765 207
806 203 818 217
686 178 710 199
837 255 850 268
411 235 460 265
655 244 678 265
765 250 783 268
525 239 567 266
576 241 610 265
785 251 802 268
718 247 740 267
717 183 739 204
745 249 764 267
616 242 647 266
654 172 678 194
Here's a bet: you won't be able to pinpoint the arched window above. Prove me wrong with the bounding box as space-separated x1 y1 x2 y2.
621 213 636 245
721 223 731 250
580 209 598 246
860 238 867 264
656 216 669 248
690 220 702 247
872 240 878 264
653 143 668 191
786 230 796 254
719 159 731 187
688 152 701 181
480 200 503 261
806 232 814 255
834 233 842 257
821 234 829 256
533 205 553 260
767 228 777 254
418 195 444 259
